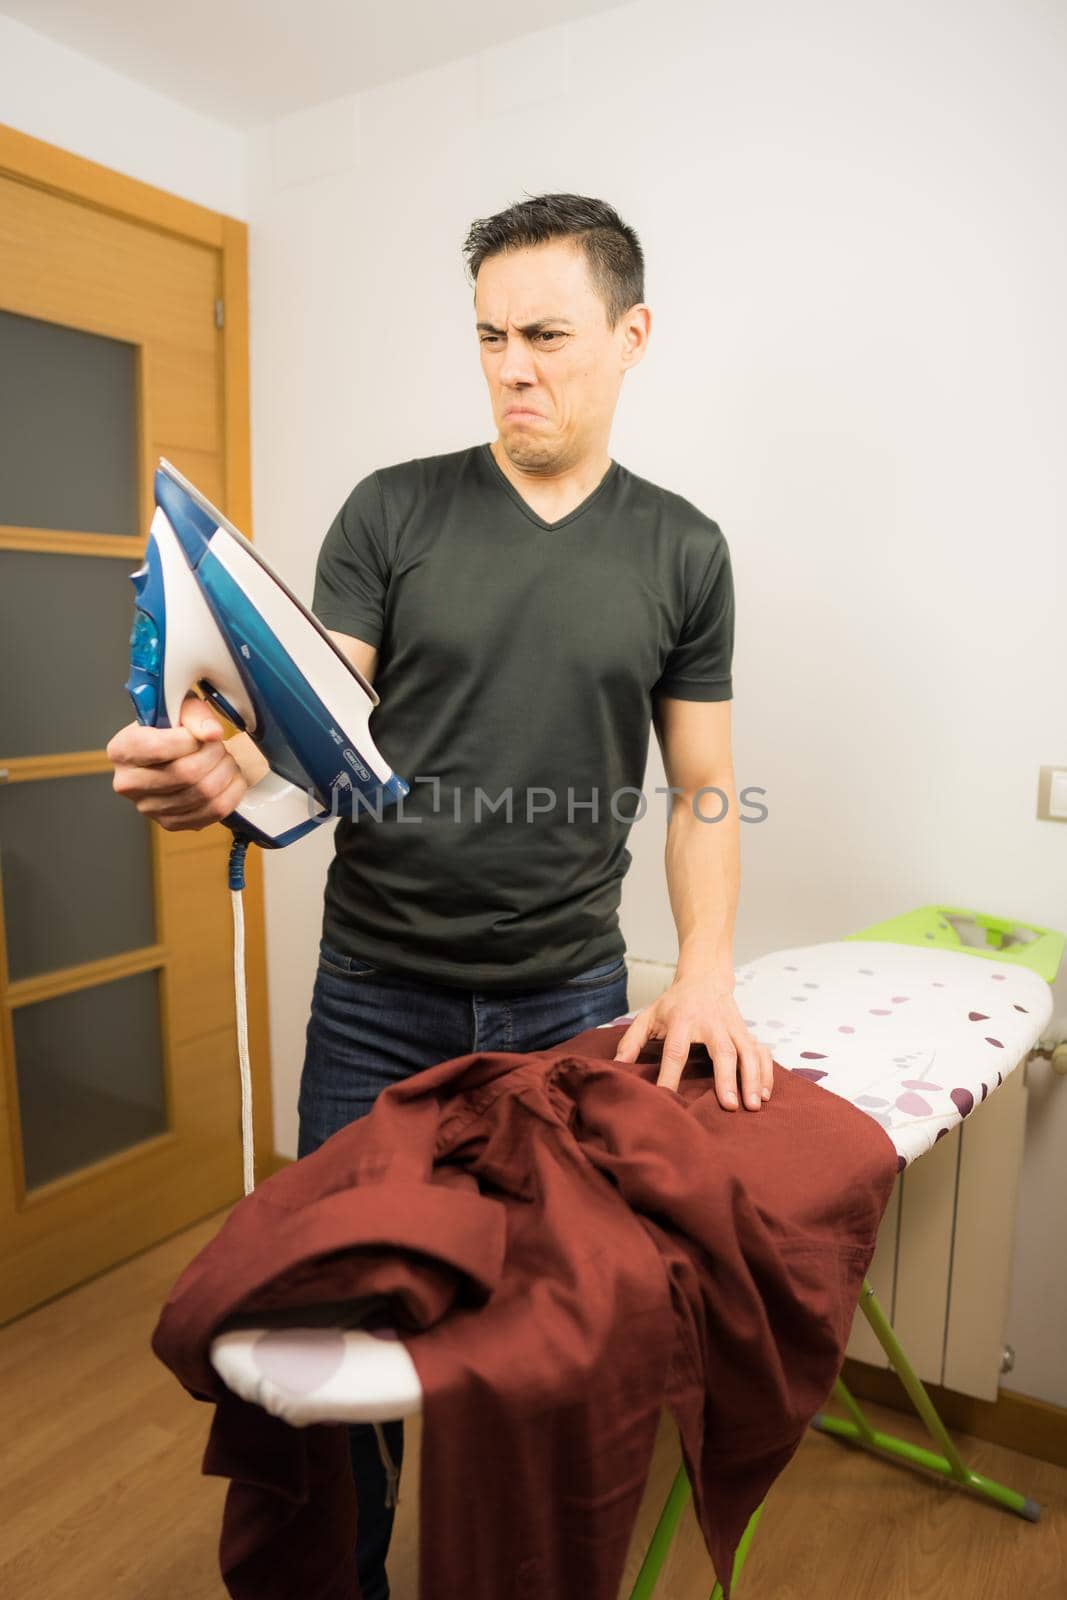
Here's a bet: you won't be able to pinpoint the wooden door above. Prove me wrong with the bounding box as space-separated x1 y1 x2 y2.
0 125 273 1324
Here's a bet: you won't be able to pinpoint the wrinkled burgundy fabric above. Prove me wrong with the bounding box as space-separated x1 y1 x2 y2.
151 1022 898 1599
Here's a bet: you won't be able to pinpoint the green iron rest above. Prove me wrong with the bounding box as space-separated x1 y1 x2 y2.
845 904 1064 984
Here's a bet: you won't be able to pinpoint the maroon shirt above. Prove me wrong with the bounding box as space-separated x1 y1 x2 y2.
151 1023 897 1599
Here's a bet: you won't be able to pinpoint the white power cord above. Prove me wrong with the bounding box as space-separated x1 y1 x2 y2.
227 833 401 1501
231 885 256 1194
228 836 256 1195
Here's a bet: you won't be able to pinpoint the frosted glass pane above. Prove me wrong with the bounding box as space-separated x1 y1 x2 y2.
0 308 139 535
1 773 156 981
0 550 136 756
14 969 166 1190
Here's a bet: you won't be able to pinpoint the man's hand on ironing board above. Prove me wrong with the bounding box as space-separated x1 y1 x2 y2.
620 697 772 1111
106 695 266 832
613 974 775 1112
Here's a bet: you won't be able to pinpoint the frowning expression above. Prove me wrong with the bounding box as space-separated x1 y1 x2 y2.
475 238 647 473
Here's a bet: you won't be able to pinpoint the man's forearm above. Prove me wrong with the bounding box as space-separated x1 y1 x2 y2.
664 775 740 988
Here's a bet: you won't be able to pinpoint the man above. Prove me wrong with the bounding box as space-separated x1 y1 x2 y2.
107 192 773 1600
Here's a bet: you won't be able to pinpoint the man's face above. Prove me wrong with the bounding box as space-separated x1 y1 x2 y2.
475 238 646 473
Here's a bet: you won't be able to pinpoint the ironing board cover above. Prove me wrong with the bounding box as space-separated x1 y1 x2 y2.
600 939 1052 1169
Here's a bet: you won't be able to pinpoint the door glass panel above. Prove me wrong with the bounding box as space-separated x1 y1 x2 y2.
14 969 167 1190
1 773 156 981
0 550 139 756
0 308 139 535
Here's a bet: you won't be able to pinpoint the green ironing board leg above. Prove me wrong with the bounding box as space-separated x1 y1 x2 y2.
708 1499 764 1599
809 1279 1042 1522
626 1462 690 1600
625 1275 1040 1600
625 1458 765 1600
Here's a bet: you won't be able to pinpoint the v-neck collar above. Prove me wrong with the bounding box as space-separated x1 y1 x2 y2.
478 442 619 531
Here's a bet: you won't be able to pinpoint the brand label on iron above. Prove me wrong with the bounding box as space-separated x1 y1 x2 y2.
343 748 371 781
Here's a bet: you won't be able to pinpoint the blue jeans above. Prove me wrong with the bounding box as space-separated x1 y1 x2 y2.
296 940 630 1600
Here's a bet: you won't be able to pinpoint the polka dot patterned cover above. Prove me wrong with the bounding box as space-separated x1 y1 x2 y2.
599 940 1052 1170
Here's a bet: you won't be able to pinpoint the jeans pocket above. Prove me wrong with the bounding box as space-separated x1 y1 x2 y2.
317 942 382 979
560 955 628 990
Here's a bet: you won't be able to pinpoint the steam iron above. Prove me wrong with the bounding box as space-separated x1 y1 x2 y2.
125 456 409 848
123 459 411 1197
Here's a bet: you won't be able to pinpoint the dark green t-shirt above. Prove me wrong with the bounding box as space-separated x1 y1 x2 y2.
311 441 734 991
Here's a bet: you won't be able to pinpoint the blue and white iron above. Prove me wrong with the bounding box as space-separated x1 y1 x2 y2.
124 458 410 1195
125 456 409 850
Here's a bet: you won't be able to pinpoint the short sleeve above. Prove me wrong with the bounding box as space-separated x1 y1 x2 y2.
652 526 735 701
311 471 391 647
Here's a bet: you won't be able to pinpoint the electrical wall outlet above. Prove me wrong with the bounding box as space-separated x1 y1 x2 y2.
1037 766 1067 822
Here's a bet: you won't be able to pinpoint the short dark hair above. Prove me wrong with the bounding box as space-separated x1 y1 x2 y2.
462 192 645 328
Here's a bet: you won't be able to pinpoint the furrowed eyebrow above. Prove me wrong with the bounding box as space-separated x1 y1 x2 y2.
476 319 573 334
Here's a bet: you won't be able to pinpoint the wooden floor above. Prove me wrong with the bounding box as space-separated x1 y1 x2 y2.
1 1210 1065 1599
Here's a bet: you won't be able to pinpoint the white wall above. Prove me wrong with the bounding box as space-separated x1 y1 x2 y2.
0 12 245 217
244 0 1067 1406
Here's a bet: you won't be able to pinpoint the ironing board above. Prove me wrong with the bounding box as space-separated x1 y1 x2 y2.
209 906 1062 1598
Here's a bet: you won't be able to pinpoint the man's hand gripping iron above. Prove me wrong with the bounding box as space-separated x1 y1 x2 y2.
115 459 409 1194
